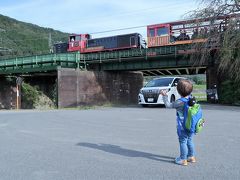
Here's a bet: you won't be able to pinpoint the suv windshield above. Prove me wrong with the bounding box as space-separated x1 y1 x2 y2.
145 78 174 87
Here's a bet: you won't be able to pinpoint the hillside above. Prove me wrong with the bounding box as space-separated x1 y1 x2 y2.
0 14 68 59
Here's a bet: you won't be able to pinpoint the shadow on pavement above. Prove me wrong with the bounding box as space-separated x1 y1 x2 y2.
77 142 174 163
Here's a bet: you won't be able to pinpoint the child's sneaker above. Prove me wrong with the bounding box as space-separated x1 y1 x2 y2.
175 157 188 166
187 156 196 163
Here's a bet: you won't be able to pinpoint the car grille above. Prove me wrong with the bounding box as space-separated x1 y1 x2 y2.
143 92 159 103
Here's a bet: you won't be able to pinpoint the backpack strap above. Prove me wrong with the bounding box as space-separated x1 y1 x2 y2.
179 97 189 117
179 97 189 103
178 97 190 131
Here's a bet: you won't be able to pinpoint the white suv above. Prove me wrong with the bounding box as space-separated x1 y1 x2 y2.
138 77 184 107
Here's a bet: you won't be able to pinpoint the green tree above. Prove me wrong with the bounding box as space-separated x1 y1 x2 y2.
188 0 240 104
189 0 240 81
0 14 68 60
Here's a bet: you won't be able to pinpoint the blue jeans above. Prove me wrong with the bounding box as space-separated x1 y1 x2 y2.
177 129 195 160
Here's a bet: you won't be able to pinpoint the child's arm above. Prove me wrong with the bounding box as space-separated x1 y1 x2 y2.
160 90 183 109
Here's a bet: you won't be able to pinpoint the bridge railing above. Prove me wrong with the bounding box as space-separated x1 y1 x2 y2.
0 45 182 74
0 53 79 66
82 46 178 62
0 52 81 74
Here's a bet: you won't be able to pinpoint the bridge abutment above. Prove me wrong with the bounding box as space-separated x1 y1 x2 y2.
206 66 218 102
206 66 218 88
0 77 17 109
57 68 143 108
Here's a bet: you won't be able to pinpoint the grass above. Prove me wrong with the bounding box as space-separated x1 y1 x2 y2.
192 93 207 101
192 84 207 101
193 84 206 90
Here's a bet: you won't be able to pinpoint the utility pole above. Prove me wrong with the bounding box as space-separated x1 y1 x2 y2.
0 28 6 52
49 32 53 53
16 77 23 110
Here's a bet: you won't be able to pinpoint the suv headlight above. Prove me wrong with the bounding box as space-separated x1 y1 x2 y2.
139 89 143 94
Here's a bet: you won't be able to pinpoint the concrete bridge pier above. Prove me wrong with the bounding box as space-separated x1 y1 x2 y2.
206 66 218 102
0 77 18 109
57 68 144 108
0 70 144 109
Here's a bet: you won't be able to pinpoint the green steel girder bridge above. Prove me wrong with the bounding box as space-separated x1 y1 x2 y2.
0 44 208 76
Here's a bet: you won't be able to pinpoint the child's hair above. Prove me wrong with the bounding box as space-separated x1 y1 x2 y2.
177 79 193 97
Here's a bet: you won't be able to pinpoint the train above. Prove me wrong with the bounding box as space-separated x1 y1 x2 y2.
53 33 145 54
53 14 237 54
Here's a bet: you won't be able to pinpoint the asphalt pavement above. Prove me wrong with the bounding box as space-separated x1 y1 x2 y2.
0 104 239 180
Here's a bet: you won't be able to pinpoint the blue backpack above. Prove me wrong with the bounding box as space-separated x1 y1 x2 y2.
180 97 205 133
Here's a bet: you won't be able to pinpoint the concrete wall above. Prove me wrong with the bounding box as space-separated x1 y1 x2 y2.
57 69 143 108
206 66 218 90
206 66 218 102
0 77 17 109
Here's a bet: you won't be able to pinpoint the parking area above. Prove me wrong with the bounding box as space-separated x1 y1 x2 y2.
0 105 239 180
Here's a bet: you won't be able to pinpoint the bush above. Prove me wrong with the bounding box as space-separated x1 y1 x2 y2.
219 80 240 105
192 75 206 85
21 83 39 109
34 92 55 109
21 82 55 109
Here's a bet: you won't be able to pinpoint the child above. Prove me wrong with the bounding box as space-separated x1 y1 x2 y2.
160 79 196 166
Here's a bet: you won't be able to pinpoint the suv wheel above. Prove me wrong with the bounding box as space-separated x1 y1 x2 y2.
170 95 175 103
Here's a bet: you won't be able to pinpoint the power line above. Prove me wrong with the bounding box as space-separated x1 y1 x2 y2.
89 25 147 35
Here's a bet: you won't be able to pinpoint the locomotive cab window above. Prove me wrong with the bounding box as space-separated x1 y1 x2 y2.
157 27 169 36
75 35 81 41
70 36 75 41
70 35 81 42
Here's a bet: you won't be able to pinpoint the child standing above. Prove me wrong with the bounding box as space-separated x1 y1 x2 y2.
160 79 196 166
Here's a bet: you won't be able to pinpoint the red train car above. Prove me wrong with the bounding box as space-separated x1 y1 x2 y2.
147 14 238 47
52 14 239 54
68 33 145 53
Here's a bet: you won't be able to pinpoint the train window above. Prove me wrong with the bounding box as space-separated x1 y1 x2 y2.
149 29 155 37
130 36 135 46
70 36 75 41
75 35 81 41
157 27 169 36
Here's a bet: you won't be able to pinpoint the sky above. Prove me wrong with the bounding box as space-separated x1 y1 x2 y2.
0 0 201 38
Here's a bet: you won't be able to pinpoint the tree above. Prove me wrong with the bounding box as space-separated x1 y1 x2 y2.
188 0 240 81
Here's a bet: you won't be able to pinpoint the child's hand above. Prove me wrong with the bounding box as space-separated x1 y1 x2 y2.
160 90 168 96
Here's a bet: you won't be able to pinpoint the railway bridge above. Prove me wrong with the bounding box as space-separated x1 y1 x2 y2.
0 44 217 109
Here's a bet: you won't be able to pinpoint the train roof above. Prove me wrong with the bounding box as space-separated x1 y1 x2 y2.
87 33 141 40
